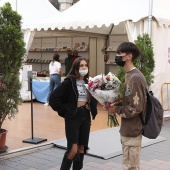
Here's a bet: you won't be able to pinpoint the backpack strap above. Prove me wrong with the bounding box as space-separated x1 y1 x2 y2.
131 73 148 90
131 72 147 125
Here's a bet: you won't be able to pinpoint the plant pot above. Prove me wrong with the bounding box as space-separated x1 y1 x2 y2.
0 129 7 151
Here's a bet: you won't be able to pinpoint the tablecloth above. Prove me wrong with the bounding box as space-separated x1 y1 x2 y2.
32 77 65 103
32 80 49 103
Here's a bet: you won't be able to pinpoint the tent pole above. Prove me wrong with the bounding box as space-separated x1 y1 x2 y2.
106 24 114 49
148 0 153 38
16 0 17 11
104 24 114 74
104 24 114 55
108 24 114 35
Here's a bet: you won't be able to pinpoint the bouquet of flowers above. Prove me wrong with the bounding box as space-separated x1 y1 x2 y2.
85 72 121 127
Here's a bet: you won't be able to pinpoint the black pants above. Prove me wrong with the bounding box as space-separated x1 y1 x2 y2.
60 106 91 170
64 105 91 154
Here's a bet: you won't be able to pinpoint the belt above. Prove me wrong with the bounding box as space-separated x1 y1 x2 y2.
51 73 59 75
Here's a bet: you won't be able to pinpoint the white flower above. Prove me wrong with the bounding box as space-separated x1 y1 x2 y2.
85 72 121 127
88 74 102 81
85 72 121 104
102 74 107 83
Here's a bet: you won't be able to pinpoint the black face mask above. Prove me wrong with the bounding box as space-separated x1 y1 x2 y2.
115 56 126 67
68 54 72 58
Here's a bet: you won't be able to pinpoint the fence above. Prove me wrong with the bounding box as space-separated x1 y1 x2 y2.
161 83 170 124
161 83 170 111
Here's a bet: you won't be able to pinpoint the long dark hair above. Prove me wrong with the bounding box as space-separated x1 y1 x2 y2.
67 57 89 83
53 53 60 62
51 53 60 66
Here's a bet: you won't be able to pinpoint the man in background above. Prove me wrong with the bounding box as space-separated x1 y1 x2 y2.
65 49 73 76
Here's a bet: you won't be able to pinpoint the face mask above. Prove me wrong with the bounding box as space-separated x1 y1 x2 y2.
79 69 88 77
115 56 126 67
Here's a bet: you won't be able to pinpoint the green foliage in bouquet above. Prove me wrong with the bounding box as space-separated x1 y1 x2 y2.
0 3 26 130
116 33 155 96
107 114 119 127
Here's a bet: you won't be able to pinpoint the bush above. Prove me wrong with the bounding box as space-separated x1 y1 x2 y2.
0 3 26 130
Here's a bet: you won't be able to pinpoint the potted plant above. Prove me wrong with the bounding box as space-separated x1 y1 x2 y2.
0 3 25 152
116 33 155 96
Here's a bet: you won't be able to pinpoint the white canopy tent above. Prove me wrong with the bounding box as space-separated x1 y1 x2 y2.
24 0 150 33
23 0 169 33
1 0 170 111
0 0 60 101
0 0 60 59
0 0 60 26
24 0 170 112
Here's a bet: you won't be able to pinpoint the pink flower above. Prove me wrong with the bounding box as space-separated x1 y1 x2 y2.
106 76 110 81
88 81 93 87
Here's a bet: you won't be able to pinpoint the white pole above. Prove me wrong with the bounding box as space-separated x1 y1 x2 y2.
148 0 153 38
16 0 17 11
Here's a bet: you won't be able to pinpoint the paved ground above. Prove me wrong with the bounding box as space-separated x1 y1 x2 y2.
0 119 170 170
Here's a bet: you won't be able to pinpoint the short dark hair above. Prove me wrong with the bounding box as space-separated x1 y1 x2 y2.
53 53 60 62
116 42 140 61
67 49 72 54
68 57 89 83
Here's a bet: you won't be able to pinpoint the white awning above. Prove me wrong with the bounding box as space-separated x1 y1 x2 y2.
1 0 170 34
0 0 60 28
24 0 150 32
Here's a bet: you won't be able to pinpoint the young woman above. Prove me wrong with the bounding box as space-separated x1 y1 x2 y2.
44 53 61 106
49 57 98 170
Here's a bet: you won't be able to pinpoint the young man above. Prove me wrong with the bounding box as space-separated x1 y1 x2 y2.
107 42 147 170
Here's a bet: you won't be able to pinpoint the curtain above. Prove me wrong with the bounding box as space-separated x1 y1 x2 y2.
126 19 170 115
150 20 170 115
125 19 148 42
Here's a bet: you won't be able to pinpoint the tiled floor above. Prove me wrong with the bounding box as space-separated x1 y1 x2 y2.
0 118 170 169
1 101 170 169
2 101 120 151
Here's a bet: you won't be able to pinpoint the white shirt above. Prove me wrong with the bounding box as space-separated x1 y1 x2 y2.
49 61 61 75
76 80 88 102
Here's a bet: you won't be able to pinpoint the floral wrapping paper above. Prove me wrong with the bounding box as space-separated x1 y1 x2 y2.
85 72 121 127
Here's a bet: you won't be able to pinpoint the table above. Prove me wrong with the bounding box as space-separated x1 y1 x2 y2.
32 78 50 103
32 77 65 103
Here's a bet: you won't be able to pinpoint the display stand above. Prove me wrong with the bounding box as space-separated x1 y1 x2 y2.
22 71 47 144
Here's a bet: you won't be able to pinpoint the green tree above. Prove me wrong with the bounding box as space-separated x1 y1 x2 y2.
0 3 26 130
116 33 155 97
134 33 155 86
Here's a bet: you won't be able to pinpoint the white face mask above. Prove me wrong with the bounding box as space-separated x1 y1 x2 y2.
79 69 88 77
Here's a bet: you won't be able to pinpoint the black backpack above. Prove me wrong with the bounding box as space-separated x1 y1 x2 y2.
132 73 164 139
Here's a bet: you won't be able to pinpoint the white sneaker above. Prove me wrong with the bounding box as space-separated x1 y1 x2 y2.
44 102 49 106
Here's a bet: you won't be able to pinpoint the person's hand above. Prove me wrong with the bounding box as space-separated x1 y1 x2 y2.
104 102 113 109
85 103 90 110
107 105 116 114
104 103 116 114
